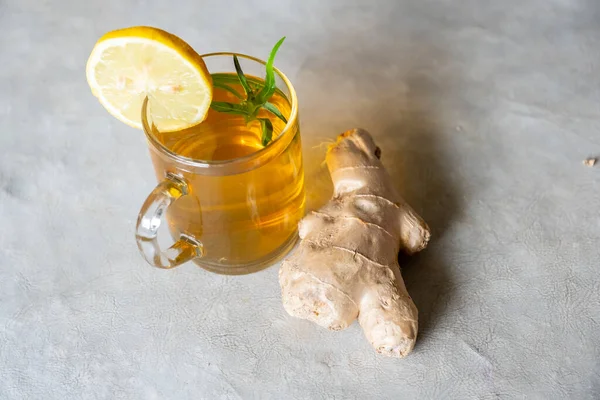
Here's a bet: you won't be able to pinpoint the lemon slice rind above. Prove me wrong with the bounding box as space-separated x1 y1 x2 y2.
86 27 213 132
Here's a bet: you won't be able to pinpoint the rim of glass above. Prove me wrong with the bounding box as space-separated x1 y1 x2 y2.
141 52 298 169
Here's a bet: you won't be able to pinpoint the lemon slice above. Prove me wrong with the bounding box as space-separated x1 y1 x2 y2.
86 26 212 131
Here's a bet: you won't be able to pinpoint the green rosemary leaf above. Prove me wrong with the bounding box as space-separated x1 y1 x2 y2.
212 80 243 99
233 55 252 97
262 102 287 123
256 37 285 104
259 118 273 146
210 39 287 146
211 73 244 85
210 101 249 116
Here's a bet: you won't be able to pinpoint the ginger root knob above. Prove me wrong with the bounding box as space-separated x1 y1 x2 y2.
279 128 430 358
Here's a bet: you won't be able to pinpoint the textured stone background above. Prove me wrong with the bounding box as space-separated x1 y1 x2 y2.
1 0 599 398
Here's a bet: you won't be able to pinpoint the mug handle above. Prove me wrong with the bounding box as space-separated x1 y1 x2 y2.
135 172 203 268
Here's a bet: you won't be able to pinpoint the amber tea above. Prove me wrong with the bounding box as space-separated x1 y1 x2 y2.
137 53 305 274
152 75 304 269
84 28 304 273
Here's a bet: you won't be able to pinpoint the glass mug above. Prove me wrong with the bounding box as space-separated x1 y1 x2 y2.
135 53 305 274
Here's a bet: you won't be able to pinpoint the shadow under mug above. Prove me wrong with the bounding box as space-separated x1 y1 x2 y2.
135 53 305 275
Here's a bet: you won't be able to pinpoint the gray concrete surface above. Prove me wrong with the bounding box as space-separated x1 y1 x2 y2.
1 0 600 398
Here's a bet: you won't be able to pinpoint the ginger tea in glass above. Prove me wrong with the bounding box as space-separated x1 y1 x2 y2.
136 53 305 274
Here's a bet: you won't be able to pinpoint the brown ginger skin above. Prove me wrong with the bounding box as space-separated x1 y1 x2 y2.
279 128 430 357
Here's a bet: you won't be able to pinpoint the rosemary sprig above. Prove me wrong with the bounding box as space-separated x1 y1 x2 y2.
210 37 288 146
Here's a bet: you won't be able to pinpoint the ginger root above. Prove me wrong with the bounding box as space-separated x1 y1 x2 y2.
279 128 430 357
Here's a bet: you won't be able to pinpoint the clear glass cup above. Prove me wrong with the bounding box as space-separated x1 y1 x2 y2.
135 53 305 275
